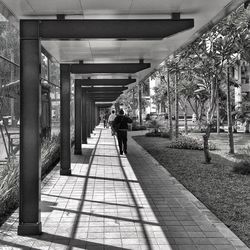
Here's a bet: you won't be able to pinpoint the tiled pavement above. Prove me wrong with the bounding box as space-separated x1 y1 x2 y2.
0 126 249 250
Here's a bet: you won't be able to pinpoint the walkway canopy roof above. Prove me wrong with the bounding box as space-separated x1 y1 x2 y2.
2 0 245 87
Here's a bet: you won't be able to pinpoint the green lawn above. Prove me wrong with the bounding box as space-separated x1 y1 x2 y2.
133 135 250 248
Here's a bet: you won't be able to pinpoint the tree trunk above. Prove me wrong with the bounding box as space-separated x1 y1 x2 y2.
226 66 234 154
184 105 188 135
203 124 212 164
216 94 220 134
115 102 120 114
138 83 142 125
166 71 173 139
175 71 179 138
132 88 136 118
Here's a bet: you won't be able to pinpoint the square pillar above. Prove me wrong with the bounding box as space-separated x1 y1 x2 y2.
82 88 87 144
91 102 95 131
74 82 82 154
86 97 91 137
94 104 98 126
90 101 93 132
60 64 71 175
18 20 42 235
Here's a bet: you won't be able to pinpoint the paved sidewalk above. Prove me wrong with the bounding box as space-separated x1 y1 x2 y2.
0 126 248 250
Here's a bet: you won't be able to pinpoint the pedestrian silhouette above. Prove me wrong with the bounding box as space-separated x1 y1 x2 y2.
113 109 132 155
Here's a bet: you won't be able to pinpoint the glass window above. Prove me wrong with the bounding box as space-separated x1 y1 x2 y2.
41 53 49 81
0 13 19 64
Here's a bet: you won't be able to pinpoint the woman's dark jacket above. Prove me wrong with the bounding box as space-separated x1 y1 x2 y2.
113 115 132 130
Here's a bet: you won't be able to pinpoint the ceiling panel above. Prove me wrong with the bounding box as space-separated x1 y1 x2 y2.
0 0 34 16
26 0 83 15
82 0 132 15
89 40 121 49
130 0 212 14
42 41 92 62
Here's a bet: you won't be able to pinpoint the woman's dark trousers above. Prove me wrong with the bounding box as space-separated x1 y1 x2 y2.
117 130 127 154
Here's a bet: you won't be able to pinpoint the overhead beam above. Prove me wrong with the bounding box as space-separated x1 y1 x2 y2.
93 95 119 98
89 92 121 96
89 94 121 97
71 63 150 74
84 87 127 92
93 98 117 100
75 78 136 86
90 96 120 100
30 19 195 40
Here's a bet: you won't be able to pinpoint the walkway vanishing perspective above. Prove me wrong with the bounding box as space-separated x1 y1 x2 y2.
0 126 248 250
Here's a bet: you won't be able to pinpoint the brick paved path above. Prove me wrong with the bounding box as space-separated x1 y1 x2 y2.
0 127 248 250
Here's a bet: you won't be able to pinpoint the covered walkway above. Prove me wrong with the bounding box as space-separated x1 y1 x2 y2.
0 126 248 250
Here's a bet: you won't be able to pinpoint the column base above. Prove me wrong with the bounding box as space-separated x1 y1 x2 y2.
18 222 42 236
60 169 72 176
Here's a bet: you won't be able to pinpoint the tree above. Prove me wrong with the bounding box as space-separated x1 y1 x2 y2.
117 86 149 119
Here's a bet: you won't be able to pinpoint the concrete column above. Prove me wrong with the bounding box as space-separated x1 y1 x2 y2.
60 64 71 175
95 105 98 126
82 88 87 144
90 99 93 133
74 82 82 155
18 21 42 235
92 102 95 130
86 97 90 137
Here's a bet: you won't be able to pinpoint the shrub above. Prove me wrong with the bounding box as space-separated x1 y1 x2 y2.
146 119 161 133
167 135 216 150
238 145 250 155
0 134 60 225
0 160 19 221
233 161 250 175
132 122 147 131
161 131 172 138
145 131 162 137
41 134 60 177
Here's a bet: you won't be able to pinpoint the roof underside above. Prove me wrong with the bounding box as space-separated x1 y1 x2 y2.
1 0 245 103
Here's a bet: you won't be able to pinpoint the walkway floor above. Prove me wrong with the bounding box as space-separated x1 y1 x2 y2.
0 126 248 250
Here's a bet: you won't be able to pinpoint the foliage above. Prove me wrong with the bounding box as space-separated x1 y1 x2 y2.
166 135 216 151
0 134 60 225
146 118 162 133
160 131 172 138
233 161 250 175
0 160 19 220
41 134 60 177
117 87 149 116
132 121 146 131
145 131 162 137
232 145 250 175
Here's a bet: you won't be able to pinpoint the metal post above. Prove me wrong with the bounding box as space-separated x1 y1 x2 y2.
18 21 42 235
138 84 142 125
74 82 82 154
60 64 71 175
82 88 87 144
